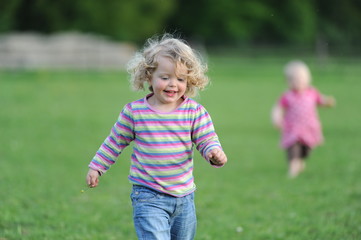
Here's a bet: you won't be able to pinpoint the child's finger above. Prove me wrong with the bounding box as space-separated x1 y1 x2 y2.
214 151 223 160
87 174 97 187
86 175 91 186
94 178 99 186
90 177 98 187
210 155 222 165
208 149 219 158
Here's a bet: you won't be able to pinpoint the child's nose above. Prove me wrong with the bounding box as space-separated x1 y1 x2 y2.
168 78 176 86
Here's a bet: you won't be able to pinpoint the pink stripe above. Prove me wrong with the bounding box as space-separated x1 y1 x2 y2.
128 177 159 189
138 132 189 137
136 141 192 148
114 124 132 133
195 113 209 123
164 180 194 191
96 152 115 164
130 155 191 170
102 144 118 157
108 135 131 145
193 122 212 133
128 176 194 195
134 151 190 160
133 109 193 115
136 121 191 126
121 114 132 123
131 167 192 182
108 137 118 146
142 161 192 172
89 162 107 170
195 132 216 143
154 170 193 181
112 129 133 141
143 165 189 171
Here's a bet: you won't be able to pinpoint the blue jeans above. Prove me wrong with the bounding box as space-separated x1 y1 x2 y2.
131 185 197 240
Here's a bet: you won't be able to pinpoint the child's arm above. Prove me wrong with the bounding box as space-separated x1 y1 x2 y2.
192 104 227 167
271 104 284 129
88 104 134 175
320 95 336 107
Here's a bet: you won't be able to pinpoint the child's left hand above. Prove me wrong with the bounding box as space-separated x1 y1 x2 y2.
208 149 228 167
322 95 336 107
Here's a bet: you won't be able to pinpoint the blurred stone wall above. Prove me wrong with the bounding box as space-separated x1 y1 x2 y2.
0 32 136 70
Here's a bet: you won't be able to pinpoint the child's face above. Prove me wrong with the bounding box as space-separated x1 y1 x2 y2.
148 56 188 109
287 67 310 91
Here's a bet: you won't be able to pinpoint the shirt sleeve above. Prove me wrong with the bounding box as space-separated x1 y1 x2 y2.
191 104 223 166
88 103 135 174
279 93 288 108
312 88 323 105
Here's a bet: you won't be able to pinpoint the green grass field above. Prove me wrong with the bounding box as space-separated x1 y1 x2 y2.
1 56 361 239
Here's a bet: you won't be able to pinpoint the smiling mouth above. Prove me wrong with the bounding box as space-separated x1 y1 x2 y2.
164 90 178 97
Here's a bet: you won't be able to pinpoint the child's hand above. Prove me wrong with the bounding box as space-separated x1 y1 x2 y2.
208 149 228 167
273 120 283 130
86 169 100 188
323 96 336 107
271 104 284 130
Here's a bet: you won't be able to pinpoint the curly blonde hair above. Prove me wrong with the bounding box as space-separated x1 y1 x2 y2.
126 34 209 97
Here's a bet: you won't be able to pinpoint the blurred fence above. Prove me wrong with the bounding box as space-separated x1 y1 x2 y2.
0 32 136 70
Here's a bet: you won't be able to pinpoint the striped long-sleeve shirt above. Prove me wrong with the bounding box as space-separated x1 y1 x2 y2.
89 94 223 197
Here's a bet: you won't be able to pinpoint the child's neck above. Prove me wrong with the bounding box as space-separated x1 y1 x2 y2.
291 87 309 93
147 94 185 113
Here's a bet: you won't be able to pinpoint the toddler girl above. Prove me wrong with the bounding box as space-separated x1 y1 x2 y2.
271 60 335 178
86 34 227 239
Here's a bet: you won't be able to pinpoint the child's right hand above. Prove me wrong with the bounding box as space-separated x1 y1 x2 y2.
271 105 284 130
86 169 100 188
273 120 283 130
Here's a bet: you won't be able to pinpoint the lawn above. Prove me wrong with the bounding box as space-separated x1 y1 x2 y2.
1 56 360 239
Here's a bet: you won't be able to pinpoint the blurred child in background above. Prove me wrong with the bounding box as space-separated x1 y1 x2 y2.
271 60 335 178
86 34 227 239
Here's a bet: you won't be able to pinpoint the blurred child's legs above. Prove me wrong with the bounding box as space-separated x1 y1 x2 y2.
131 185 196 240
287 142 311 178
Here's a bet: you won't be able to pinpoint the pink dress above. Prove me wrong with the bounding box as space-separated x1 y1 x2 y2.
278 87 324 149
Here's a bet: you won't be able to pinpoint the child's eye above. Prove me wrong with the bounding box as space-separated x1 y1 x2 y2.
161 77 169 80
178 78 185 82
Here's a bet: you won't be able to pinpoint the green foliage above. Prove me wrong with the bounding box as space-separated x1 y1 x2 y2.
166 0 273 44
1 0 360 47
0 0 175 43
267 0 316 44
0 0 23 31
1 56 361 239
166 0 360 47
316 0 361 48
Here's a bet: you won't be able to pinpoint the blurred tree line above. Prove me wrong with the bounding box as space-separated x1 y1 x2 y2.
1 0 361 50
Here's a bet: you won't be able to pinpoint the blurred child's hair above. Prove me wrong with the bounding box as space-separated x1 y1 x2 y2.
284 60 311 83
126 34 209 97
